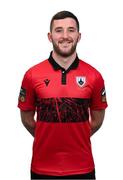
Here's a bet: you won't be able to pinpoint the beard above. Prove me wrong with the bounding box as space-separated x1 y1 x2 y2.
52 38 78 58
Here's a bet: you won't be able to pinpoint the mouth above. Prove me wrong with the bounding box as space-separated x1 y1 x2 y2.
59 40 72 44
58 40 73 48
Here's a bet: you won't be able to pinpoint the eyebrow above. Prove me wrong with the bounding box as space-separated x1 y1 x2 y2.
54 27 63 30
68 27 76 29
54 27 76 30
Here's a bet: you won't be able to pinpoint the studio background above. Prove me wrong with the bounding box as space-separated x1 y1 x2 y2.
0 0 122 179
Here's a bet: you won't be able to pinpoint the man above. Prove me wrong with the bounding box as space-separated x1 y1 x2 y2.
18 11 108 179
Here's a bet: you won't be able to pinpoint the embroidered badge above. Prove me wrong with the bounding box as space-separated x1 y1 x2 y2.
76 76 86 87
101 88 107 102
19 87 26 102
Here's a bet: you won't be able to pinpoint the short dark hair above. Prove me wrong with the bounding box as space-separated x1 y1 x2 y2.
50 10 80 32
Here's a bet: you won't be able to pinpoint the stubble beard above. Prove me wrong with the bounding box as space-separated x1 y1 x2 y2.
52 39 78 58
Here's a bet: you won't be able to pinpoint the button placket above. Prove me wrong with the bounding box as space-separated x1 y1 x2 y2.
61 70 66 85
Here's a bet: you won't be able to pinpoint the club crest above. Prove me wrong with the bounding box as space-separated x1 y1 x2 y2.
76 76 86 87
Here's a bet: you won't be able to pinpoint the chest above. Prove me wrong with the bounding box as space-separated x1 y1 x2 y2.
33 71 93 99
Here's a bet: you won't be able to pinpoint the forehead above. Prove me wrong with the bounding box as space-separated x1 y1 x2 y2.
52 18 77 29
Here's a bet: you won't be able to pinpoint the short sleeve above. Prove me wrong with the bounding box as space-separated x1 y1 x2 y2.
18 70 36 111
90 72 108 110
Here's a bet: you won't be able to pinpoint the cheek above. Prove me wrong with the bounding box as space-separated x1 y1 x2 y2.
51 35 59 42
52 37 64 44
73 36 80 43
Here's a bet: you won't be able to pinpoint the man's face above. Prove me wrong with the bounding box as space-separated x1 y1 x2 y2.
48 18 81 57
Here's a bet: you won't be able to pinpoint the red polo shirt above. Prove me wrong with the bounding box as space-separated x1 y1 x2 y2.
18 52 108 176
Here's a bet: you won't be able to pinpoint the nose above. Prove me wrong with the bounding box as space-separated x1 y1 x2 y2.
63 30 69 38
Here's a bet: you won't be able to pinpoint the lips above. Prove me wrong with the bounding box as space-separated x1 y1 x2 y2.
59 41 73 48
58 42 72 49
58 38 73 44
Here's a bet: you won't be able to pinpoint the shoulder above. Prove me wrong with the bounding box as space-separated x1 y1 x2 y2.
22 59 49 83
79 59 103 80
27 59 48 73
24 59 49 78
79 59 100 74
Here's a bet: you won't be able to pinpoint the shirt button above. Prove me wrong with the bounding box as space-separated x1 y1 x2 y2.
62 71 65 73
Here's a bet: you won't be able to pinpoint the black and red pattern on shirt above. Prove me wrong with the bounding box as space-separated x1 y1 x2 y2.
18 53 107 176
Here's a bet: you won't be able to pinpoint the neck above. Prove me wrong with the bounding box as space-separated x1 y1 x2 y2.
52 51 77 70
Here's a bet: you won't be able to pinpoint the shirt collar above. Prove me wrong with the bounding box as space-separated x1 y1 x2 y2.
48 51 79 71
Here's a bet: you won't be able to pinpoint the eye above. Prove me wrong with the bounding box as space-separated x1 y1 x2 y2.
56 29 62 32
69 29 75 32
68 28 76 33
55 28 63 33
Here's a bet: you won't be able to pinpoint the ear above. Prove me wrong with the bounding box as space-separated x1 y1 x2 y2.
77 32 81 42
47 32 52 42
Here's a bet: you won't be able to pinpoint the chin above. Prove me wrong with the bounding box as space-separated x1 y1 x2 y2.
59 52 74 57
